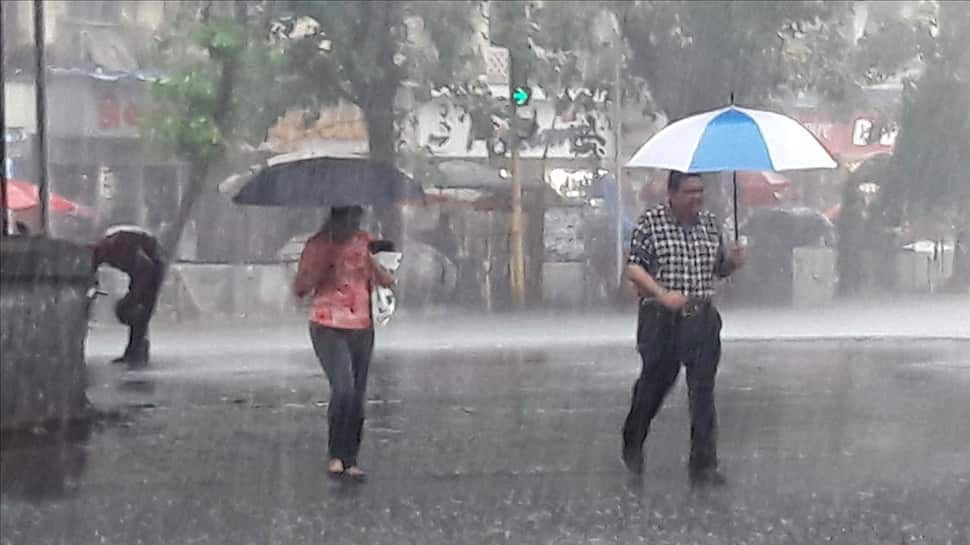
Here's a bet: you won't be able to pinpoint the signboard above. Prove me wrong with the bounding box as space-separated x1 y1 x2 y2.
416 95 615 160
46 79 145 139
795 112 896 160
96 94 141 132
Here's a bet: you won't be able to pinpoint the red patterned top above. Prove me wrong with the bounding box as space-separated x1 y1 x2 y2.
294 230 374 329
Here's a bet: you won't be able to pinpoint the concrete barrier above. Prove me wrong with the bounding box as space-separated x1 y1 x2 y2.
896 248 954 293
792 247 837 307
542 262 587 307
0 237 94 431
156 263 302 321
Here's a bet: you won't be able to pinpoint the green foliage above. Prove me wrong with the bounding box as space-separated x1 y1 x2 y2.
145 57 231 164
621 0 855 118
407 1 480 90
145 6 288 167
269 0 480 161
880 2 970 228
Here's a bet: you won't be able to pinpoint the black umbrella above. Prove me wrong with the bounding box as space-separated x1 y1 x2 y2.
432 160 508 190
229 156 423 207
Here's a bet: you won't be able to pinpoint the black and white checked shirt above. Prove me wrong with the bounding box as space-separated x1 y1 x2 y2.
627 203 729 299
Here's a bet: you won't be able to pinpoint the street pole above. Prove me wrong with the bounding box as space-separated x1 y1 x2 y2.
511 137 525 307
0 0 9 236
33 0 49 236
613 45 624 290
509 54 526 307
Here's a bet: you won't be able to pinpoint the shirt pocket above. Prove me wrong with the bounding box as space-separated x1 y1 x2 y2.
693 230 720 269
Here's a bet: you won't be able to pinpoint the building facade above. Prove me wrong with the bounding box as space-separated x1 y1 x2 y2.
3 0 184 243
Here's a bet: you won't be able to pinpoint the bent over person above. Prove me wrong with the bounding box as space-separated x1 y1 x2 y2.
621 171 745 487
92 226 166 366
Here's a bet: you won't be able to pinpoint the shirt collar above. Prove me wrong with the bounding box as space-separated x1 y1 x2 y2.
662 202 702 228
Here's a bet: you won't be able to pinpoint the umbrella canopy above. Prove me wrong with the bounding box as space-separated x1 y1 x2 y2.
626 105 837 172
104 224 155 237
3 179 84 213
228 153 423 207
625 104 837 239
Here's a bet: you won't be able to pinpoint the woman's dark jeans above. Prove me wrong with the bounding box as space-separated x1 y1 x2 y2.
310 323 375 466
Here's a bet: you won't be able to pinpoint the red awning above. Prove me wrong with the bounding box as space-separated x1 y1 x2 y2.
3 179 85 214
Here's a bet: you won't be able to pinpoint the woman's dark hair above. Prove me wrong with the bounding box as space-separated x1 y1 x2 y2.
330 205 364 220
324 205 364 242
667 170 702 193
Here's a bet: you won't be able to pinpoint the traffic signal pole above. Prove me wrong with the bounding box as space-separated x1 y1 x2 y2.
509 55 526 307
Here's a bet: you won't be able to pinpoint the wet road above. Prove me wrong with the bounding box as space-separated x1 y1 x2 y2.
2 320 970 544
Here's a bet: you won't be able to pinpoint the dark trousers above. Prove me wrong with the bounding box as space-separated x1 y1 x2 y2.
117 264 164 362
310 323 375 466
622 300 723 471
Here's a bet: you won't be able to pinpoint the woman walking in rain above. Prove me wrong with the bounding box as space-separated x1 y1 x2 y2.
294 206 395 481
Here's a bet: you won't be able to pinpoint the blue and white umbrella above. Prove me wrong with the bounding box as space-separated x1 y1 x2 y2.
626 105 836 172
626 104 837 238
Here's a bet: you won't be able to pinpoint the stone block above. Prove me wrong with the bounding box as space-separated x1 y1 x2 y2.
1 237 94 430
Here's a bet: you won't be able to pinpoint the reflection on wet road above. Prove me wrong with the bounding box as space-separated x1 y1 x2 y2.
3 337 969 544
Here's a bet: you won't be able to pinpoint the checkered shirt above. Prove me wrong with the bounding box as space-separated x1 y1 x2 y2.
627 203 729 299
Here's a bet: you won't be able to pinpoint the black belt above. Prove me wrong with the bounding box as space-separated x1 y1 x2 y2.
641 296 713 317
681 297 712 318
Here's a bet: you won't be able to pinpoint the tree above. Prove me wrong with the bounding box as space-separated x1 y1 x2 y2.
879 2 970 288
145 0 287 255
483 1 864 149
880 2 970 229
265 1 479 242
621 0 856 120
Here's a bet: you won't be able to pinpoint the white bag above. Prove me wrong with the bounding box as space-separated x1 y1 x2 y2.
370 251 402 325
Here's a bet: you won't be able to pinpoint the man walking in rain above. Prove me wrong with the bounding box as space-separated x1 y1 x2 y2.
92 226 166 366
621 171 745 487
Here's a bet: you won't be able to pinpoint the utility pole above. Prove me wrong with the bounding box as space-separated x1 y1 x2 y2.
613 40 624 290
509 53 526 307
34 0 49 236
0 0 8 236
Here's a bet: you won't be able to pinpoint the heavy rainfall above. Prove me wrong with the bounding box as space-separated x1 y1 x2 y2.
1 1 968 544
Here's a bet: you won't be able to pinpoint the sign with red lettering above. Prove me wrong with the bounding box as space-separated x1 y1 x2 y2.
793 111 895 161
98 95 121 129
97 93 141 131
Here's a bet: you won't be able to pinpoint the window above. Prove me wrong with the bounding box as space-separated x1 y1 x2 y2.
67 1 122 23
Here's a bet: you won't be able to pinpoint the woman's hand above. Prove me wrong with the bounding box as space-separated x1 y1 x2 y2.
374 264 396 288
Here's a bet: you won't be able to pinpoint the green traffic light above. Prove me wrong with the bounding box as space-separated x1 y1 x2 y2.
512 87 531 106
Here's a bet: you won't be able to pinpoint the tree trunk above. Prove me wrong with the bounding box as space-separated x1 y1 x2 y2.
363 87 403 247
160 1 245 259
160 164 208 259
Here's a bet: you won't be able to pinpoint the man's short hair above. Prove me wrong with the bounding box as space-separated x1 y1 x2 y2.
667 170 702 193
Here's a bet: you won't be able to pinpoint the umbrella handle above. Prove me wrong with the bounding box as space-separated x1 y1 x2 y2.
729 93 739 242
733 170 740 241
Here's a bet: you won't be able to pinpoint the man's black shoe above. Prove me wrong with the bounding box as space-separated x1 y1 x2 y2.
689 467 727 488
621 445 644 475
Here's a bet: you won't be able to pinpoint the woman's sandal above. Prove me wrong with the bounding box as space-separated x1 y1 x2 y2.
345 466 366 482
328 459 345 479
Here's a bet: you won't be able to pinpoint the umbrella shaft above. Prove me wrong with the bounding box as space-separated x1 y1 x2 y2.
733 171 739 241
